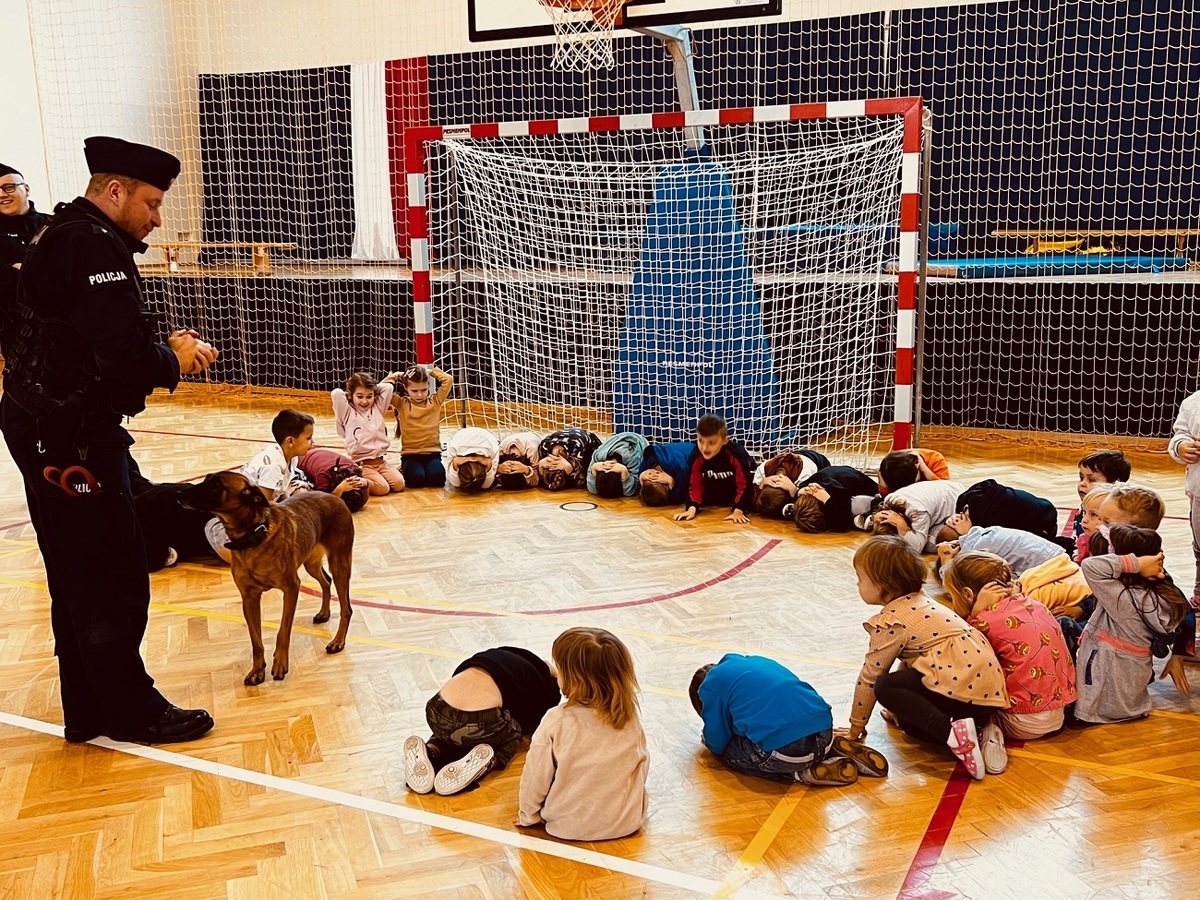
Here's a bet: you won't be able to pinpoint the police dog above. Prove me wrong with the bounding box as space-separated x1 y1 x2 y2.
180 472 353 685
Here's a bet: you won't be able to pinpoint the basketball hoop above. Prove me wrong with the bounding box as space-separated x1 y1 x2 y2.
538 0 625 71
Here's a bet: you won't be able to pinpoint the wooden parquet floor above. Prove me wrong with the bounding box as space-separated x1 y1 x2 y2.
1 390 1198 899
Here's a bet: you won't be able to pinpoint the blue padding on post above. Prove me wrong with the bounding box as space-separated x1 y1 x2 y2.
615 150 779 449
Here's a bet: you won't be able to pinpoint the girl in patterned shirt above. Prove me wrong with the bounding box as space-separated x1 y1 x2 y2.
846 535 1008 781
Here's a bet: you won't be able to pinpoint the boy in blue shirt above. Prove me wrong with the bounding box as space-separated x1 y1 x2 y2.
690 654 888 785
638 440 694 507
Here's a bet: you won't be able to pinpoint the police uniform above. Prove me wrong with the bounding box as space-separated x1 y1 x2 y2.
0 164 51 346
0 137 213 743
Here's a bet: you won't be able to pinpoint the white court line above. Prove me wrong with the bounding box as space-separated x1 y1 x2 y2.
0 711 785 899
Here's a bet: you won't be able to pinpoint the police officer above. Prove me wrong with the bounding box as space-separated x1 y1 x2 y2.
0 137 219 744
0 164 51 344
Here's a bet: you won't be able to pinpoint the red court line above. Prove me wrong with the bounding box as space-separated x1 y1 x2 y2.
895 765 973 900
304 539 782 618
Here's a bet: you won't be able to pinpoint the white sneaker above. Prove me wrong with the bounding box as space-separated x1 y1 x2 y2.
403 735 434 794
853 513 873 532
947 718 985 781
434 743 495 796
979 721 1008 775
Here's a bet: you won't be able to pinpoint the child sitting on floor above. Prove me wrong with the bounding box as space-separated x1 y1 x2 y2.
675 414 755 524
587 431 648 499
877 447 951 496
296 447 370 512
691 653 887 786
403 645 561 796
1062 449 1131 541
934 509 1066 579
846 536 1008 781
537 427 601 492
496 432 542 490
443 427 499 493
331 371 404 495
1075 525 1189 724
942 551 1076 759
518 628 648 841
869 479 965 553
790 466 879 533
751 448 831 519
388 364 454 488
637 440 694 507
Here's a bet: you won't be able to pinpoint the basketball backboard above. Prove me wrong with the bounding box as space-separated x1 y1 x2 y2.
467 0 782 43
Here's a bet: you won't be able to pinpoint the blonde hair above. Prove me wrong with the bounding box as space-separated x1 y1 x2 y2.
1105 483 1165 528
941 551 1012 619
1081 482 1116 508
852 535 927 601
552 627 640 729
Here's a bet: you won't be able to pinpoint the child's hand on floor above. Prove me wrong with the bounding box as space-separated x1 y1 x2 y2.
1160 655 1191 694
724 509 749 524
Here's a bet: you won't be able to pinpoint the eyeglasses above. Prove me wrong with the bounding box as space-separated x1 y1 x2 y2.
0 182 26 195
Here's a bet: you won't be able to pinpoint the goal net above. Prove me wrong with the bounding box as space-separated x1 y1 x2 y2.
412 104 921 465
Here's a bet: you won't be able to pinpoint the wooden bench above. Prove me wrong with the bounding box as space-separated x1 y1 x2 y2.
992 229 1200 255
150 241 299 274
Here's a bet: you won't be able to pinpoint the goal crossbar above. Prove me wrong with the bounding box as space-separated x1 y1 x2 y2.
405 98 925 451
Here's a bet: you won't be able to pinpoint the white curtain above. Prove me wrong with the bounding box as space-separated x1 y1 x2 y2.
350 61 400 260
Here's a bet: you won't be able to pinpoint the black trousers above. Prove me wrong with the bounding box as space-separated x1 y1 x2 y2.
1 396 168 734
874 667 995 745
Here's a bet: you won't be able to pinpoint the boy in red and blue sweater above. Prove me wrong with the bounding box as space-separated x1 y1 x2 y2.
675 414 756 524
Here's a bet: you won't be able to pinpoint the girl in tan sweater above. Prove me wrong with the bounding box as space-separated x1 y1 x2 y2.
388 365 454 487
518 627 648 841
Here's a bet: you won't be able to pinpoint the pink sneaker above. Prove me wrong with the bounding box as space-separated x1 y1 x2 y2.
947 718 985 781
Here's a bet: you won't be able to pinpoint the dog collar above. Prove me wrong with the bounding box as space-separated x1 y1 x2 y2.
225 512 271 551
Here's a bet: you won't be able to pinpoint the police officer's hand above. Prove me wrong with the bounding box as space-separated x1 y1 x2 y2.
168 329 219 375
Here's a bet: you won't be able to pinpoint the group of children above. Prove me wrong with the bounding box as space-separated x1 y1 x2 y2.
143 367 1200 835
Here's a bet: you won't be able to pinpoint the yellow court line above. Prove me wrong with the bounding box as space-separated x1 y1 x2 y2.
0 548 35 562
713 792 803 899
1009 747 1200 788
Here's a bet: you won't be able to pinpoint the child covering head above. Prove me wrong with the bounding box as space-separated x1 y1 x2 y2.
637 440 693 507
877 447 951 496
790 465 878 533
690 654 887 786
518 627 648 841
496 432 542 490
331 371 404 495
847 536 1008 781
869 479 965 553
537 427 602 492
443 427 499 493
296 447 370 512
403 646 562 796
388 364 454 487
1062 449 1131 540
951 478 1062 544
587 431 648 499
942 551 1077 754
1076 524 1189 724
675 414 755 524
751 448 831 519
934 510 1066 581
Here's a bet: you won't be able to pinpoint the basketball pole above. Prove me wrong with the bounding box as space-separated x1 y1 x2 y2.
630 24 705 151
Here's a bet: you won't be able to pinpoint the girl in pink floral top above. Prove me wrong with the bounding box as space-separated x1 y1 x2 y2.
943 551 1077 754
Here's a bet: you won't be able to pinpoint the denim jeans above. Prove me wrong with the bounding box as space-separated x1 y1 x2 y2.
402 452 446 488
719 728 833 783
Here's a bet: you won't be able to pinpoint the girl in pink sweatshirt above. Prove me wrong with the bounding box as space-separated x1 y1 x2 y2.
331 372 404 495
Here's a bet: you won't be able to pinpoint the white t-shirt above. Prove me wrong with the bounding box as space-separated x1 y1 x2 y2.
241 443 303 501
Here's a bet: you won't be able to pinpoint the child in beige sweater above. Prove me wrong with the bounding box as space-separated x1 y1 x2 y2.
518 627 648 841
388 364 453 487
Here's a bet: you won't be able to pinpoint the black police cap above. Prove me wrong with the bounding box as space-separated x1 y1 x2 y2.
84 136 180 192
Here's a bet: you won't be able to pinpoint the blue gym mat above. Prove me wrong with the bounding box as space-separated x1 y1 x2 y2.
614 149 779 447
924 254 1191 278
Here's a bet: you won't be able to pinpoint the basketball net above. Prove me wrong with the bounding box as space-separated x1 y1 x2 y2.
539 0 625 71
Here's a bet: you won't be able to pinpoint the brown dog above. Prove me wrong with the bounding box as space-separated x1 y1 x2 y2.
180 472 354 685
